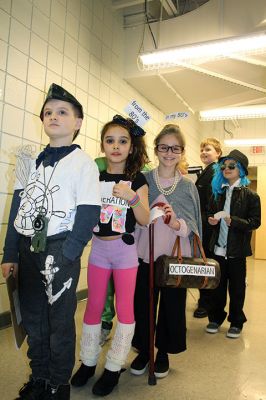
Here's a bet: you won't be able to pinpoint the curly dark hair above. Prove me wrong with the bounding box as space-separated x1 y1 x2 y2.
100 117 149 180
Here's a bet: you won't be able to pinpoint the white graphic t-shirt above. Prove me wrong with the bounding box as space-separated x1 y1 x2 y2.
14 148 101 237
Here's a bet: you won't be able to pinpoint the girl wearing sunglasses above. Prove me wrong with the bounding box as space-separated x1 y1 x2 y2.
206 149 261 339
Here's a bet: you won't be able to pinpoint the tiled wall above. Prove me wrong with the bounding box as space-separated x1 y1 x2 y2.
201 119 266 165
0 0 202 315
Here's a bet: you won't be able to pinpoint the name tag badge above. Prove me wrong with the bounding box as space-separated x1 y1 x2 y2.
169 263 216 277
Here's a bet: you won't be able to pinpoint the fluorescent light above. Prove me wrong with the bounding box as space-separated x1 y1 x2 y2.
138 31 266 70
224 139 266 147
199 105 266 121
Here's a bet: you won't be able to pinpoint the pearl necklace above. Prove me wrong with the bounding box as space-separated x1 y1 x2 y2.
153 168 179 196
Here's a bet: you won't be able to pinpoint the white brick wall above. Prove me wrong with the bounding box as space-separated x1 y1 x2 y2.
0 0 202 314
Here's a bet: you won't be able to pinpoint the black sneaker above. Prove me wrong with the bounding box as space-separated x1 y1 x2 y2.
99 329 111 346
130 353 149 376
43 384 70 400
100 322 113 346
70 363 96 387
154 352 169 378
101 321 113 331
226 326 242 339
193 307 208 318
92 369 121 396
15 379 46 399
205 322 220 334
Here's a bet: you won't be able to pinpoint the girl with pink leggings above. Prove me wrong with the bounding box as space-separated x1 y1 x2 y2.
71 115 149 396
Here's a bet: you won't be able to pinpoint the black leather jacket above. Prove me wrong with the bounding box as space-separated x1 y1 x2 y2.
208 186 261 258
195 163 215 250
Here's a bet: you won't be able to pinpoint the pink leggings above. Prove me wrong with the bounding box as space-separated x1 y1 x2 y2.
84 264 138 325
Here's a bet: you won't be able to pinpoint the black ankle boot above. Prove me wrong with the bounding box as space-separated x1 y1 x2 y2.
92 369 121 396
70 363 96 387
15 379 46 399
43 384 70 400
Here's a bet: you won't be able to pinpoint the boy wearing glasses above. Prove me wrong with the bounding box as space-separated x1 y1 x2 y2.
205 149 261 338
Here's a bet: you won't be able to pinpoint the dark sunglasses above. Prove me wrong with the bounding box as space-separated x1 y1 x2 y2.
156 144 184 154
220 162 237 171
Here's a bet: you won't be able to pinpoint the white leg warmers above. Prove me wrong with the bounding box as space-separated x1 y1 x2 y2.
80 323 101 367
105 321 135 372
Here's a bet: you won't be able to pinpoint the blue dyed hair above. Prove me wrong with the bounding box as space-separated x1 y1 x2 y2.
211 158 250 199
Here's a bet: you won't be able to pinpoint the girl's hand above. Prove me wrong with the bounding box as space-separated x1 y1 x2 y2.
224 216 231 226
112 183 135 201
208 217 219 225
1 263 18 278
161 204 180 230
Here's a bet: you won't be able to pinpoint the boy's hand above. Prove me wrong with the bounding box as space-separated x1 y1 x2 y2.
208 217 219 225
1 263 18 278
224 216 231 226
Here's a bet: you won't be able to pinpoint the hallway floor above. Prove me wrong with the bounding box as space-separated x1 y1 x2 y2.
1 257 266 400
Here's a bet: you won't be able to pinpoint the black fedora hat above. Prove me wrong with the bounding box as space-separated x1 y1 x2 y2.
219 149 249 175
40 83 83 121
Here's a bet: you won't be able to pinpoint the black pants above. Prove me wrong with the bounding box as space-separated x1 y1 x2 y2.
132 259 187 354
197 247 212 309
18 236 80 385
207 255 247 329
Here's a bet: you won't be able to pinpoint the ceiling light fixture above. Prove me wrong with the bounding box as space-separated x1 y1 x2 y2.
224 138 266 147
199 105 266 121
138 31 266 70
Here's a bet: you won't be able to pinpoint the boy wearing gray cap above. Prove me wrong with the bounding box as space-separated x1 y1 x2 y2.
205 150 261 339
1 84 101 399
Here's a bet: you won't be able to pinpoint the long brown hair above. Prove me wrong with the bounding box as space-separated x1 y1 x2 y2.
154 124 186 148
100 119 149 180
154 124 185 170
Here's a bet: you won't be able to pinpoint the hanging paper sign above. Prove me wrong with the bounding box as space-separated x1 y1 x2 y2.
124 100 151 127
165 112 189 120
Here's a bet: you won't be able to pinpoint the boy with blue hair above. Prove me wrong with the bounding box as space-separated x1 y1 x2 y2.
205 149 261 338
1 83 101 399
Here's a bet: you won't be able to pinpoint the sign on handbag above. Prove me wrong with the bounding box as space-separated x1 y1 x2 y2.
169 264 216 277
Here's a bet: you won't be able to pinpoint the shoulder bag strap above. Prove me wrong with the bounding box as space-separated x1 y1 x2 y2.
193 234 208 263
171 236 183 263
172 234 207 264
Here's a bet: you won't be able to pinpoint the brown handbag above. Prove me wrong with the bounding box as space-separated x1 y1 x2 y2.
155 234 220 289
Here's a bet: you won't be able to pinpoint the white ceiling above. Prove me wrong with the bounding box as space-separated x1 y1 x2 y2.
114 0 266 116
126 59 266 114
